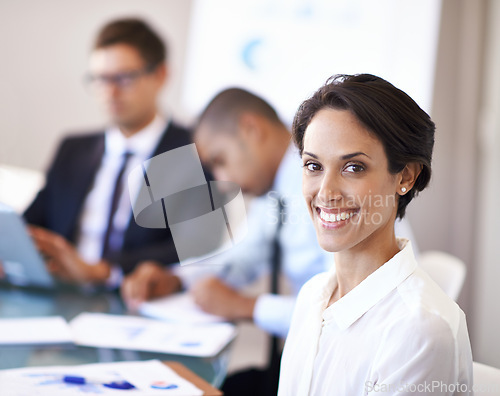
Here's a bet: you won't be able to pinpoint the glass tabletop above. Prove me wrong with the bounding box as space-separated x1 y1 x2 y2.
0 284 230 387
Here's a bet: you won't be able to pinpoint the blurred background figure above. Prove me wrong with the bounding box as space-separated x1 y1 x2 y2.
23 18 193 289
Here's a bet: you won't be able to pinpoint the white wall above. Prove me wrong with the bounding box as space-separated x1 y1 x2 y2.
405 0 485 322
182 0 441 125
472 0 500 368
407 0 500 367
0 0 193 172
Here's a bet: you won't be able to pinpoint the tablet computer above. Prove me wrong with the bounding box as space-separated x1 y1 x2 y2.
0 203 55 288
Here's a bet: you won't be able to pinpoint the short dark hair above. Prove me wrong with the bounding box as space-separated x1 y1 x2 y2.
197 88 282 133
93 18 167 68
292 74 435 219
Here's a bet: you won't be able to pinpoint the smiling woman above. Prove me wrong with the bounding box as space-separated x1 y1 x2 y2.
278 75 473 395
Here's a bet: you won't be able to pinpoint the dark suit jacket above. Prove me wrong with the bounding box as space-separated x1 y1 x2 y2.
24 121 196 275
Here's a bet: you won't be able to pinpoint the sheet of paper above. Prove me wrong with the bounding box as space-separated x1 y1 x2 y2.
0 359 203 396
70 312 236 357
0 316 73 345
139 292 226 324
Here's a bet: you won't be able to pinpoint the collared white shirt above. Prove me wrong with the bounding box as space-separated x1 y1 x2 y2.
278 239 473 396
75 115 168 284
176 143 417 338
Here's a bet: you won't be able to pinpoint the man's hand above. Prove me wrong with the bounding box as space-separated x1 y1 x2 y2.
191 277 256 321
121 261 181 310
29 225 110 284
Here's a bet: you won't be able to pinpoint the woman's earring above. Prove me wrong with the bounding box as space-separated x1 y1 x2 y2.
401 187 407 193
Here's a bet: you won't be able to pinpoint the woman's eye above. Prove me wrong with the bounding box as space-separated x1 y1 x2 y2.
344 163 365 173
304 162 322 172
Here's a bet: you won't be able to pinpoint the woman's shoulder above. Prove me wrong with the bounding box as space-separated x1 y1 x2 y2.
298 270 333 297
292 270 335 316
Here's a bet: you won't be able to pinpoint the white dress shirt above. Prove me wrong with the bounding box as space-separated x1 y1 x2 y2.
176 143 417 338
278 239 473 396
75 115 167 285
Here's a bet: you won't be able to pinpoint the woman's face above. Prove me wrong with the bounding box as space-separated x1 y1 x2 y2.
302 108 401 253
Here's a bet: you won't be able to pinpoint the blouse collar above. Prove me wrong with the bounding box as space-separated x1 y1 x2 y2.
321 238 418 330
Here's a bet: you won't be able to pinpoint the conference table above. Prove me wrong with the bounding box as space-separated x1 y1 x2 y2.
0 284 231 388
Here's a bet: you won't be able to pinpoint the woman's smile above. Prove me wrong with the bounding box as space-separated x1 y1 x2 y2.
315 206 359 229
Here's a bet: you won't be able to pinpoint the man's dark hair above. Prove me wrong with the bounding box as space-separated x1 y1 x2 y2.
292 74 435 219
197 88 282 133
94 18 167 68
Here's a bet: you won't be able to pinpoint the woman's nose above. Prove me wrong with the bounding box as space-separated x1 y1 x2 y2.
317 172 343 204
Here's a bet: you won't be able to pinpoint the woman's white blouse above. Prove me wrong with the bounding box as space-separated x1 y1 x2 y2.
278 239 473 395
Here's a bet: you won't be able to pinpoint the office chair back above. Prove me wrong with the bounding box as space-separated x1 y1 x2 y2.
418 250 466 301
473 361 500 395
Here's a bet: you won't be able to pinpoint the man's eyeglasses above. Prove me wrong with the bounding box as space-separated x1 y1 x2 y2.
84 65 155 90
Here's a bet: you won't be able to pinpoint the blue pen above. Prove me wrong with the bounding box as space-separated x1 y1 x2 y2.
63 375 136 390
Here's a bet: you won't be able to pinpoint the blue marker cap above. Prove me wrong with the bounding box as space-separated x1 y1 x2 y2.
103 381 136 390
63 376 86 384
63 376 136 390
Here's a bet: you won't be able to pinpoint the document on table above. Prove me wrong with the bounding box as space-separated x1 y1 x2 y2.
139 292 226 324
70 312 236 357
0 316 73 346
0 359 203 396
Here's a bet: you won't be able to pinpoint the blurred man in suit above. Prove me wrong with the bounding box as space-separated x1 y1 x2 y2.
24 18 190 291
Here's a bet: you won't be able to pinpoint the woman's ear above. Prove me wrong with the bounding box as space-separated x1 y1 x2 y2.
398 163 422 195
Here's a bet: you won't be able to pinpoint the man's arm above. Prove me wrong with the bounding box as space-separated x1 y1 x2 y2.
120 262 182 309
190 276 295 338
190 277 257 320
29 225 111 284
121 196 275 304
23 138 70 228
